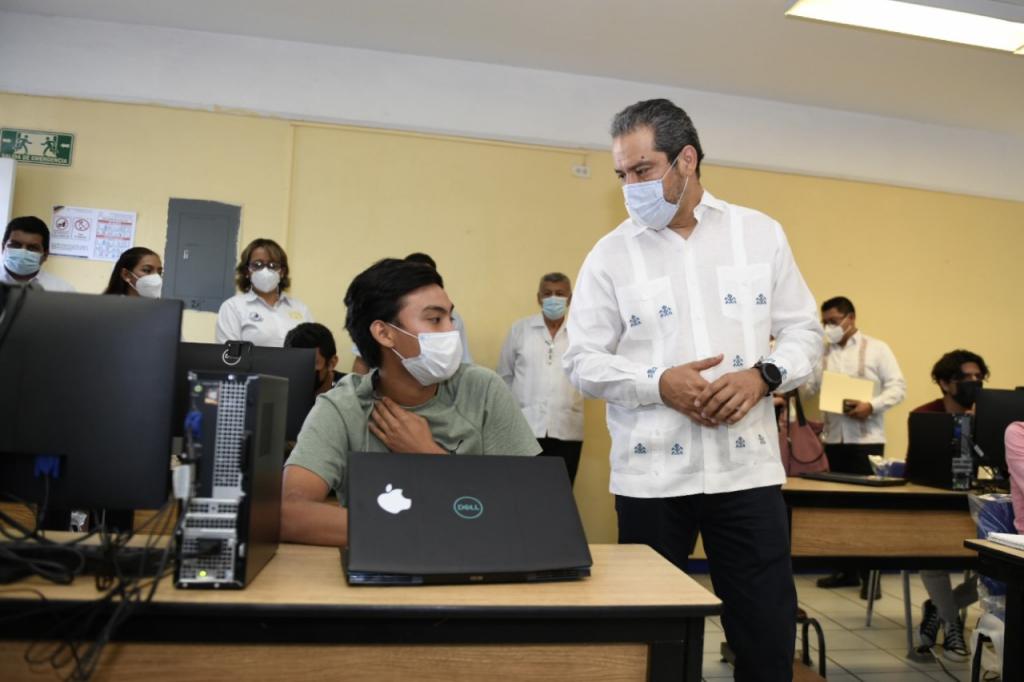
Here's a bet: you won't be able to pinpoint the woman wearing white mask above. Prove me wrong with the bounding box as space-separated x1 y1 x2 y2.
215 238 313 347
280 258 540 547
103 247 163 298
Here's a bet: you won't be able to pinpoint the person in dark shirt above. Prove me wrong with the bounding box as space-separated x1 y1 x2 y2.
284 322 345 396
912 349 989 662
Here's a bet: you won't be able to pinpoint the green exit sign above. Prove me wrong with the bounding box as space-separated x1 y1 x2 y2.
0 128 74 167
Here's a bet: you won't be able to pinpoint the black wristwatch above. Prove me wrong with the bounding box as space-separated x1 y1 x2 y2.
753 361 783 395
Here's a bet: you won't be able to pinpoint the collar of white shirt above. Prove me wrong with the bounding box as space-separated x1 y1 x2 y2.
625 188 729 237
243 289 291 308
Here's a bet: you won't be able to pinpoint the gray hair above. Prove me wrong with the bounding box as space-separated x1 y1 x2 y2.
538 272 571 290
610 99 704 177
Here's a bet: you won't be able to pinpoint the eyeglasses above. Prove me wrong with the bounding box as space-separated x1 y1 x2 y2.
248 260 282 272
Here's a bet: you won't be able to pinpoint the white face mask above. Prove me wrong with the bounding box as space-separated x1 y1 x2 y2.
388 323 462 386
622 155 689 231
129 273 163 299
250 267 281 293
823 323 845 345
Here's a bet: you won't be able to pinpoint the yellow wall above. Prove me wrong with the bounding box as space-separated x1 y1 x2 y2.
5 92 1024 544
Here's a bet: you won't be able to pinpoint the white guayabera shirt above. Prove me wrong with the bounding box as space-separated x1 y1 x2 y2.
563 190 822 498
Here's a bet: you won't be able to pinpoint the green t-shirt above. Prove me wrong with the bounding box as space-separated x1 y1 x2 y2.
285 364 542 505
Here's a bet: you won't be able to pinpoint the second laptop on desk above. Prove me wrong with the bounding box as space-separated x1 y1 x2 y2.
799 471 908 487
344 452 592 585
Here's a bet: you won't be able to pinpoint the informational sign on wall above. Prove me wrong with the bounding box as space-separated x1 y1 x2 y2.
51 205 137 262
0 128 74 167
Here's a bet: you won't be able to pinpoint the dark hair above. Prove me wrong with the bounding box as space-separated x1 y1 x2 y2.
931 349 990 385
3 216 50 252
345 258 445 369
610 99 705 177
538 272 571 289
821 296 856 317
404 252 437 270
103 247 160 295
235 238 291 292
284 322 338 360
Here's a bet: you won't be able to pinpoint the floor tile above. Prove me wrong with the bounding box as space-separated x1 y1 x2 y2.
827 647 926 675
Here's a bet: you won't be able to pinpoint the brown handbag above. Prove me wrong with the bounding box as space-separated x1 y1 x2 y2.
777 391 828 476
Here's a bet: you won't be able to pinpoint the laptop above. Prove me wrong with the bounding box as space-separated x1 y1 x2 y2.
798 471 907 487
344 452 592 585
906 412 973 489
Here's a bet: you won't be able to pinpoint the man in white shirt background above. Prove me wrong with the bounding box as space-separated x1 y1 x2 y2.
564 99 822 682
802 295 906 594
498 272 584 485
1 216 76 292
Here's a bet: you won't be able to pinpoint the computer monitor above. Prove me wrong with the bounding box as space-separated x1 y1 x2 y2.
175 342 316 441
0 286 182 509
973 388 1024 479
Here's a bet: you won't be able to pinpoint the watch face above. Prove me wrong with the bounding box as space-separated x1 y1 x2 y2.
763 363 782 385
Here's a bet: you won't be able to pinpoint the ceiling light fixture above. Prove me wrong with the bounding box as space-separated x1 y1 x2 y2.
786 0 1024 54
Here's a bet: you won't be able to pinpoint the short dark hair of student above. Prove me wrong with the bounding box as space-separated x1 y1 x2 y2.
284 322 338 360
345 258 445 369
103 246 159 295
234 238 291 292
538 272 571 289
610 99 705 177
821 296 856 317
931 349 990 385
404 252 437 270
3 216 50 252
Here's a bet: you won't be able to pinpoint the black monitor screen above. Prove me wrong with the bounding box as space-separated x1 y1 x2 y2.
175 342 316 441
974 388 1024 478
0 286 182 509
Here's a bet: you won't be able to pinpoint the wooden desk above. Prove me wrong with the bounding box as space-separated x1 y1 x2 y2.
0 543 720 682
783 477 976 570
965 538 1024 681
783 477 978 661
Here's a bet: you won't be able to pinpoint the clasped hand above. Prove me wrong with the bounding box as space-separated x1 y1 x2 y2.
658 354 767 426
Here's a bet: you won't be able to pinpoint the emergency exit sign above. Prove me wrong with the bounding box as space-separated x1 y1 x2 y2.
0 128 74 167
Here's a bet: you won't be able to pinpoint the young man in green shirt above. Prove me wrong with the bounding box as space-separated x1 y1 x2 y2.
282 258 541 546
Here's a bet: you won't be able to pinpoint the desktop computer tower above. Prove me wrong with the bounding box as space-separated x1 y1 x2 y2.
175 371 288 589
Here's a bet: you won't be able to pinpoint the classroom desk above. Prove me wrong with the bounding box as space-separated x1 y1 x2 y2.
783 477 976 570
0 542 720 682
782 477 977 660
964 538 1024 681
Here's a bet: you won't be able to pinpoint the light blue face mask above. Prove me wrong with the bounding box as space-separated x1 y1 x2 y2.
3 248 43 277
541 295 568 321
622 155 689 230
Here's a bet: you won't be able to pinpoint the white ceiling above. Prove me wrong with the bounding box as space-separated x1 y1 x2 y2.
1 0 1021 137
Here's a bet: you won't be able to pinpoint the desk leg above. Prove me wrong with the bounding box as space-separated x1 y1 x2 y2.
649 617 704 682
1005 581 1022 682
903 571 915 657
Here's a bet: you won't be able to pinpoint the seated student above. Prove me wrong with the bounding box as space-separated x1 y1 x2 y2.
284 322 345 396
912 349 989 662
351 252 472 373
1 216 75 292
103 247 163 297
281 258 541 547
215 238 313 347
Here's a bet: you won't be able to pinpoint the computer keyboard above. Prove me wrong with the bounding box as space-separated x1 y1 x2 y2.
798 471 908 487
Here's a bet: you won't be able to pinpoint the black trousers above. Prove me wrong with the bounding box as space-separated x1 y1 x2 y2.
616 485 796 682
824 443 885 475
537 437 582 486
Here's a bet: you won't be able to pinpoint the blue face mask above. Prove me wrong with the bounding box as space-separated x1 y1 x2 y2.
541 295 568 321
622 154 689 231
3 248 43 277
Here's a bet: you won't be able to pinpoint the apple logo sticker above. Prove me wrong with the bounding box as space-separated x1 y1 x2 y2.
377 483 412 514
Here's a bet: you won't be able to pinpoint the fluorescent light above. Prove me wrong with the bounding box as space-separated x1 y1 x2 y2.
787 0 1024 54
